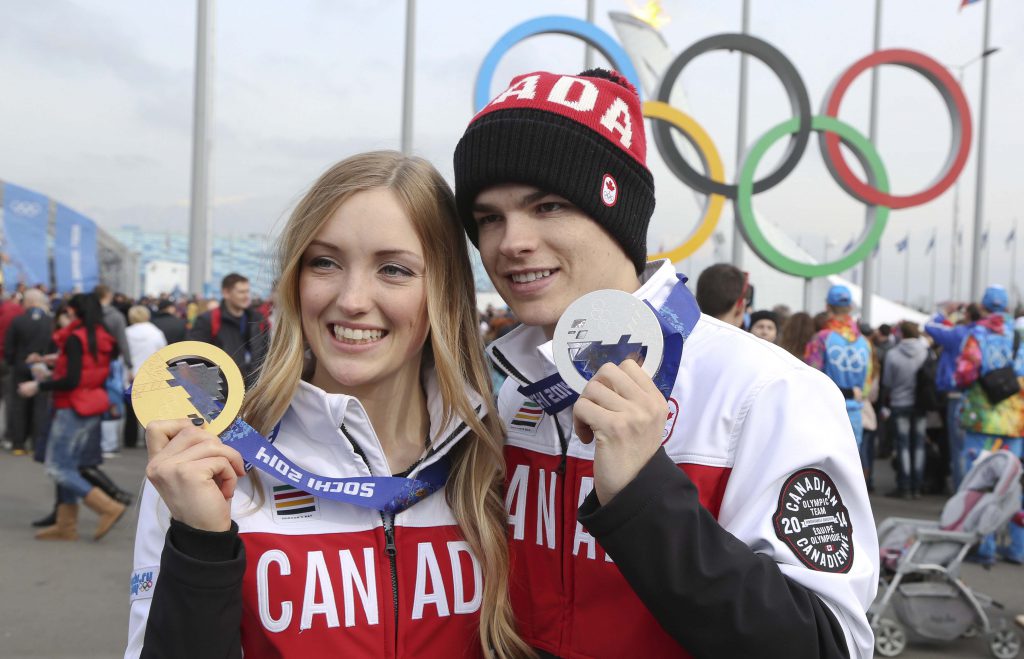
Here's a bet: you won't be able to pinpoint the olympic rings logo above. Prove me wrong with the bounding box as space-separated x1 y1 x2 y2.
826 344 868 373
474 16 972 278
7 200 43 218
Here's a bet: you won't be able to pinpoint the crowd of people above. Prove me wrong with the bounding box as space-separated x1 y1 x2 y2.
0 273 271 541
3 64 1022 657
694 261 1023 568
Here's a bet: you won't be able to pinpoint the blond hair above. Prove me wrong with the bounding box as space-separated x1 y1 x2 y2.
242 151 529 657
127 305 151 325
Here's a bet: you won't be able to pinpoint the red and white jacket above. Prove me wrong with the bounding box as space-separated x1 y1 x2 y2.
487 260 878 659
126 370 488 659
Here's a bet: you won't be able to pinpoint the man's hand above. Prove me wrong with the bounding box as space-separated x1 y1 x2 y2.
145 419 245 532
573 359 668 505
17 380 39 398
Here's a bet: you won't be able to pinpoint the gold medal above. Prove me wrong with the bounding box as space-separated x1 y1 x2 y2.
131 341 245 436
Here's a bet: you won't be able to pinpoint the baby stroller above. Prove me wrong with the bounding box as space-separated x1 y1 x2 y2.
872 449 1023 658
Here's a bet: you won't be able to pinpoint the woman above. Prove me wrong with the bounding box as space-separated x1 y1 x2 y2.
747 310 778 343
778 311 815 360
121 305 167 452
19 292 125 541
127 152 528 658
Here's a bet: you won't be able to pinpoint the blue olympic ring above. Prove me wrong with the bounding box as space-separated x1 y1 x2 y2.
474 16 642 113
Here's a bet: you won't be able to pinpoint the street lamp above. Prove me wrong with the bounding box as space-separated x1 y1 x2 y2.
947 46 999 302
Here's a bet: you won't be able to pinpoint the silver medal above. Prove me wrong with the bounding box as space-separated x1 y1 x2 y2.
552 289 664 395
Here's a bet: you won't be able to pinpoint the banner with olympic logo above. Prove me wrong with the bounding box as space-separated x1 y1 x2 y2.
474 16 971 279
2 182 50 286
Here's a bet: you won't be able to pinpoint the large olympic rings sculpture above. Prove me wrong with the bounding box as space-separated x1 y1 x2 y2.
474 16 972 278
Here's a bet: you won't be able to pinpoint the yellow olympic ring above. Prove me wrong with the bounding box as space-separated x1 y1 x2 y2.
642 101 726 263
131 340 245 436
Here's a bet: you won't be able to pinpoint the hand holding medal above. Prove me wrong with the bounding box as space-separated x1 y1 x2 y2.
134 342 453 523
135 342 248 532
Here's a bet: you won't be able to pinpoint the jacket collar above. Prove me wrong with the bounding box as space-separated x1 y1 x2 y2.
285 362 485 477
486 259 679 386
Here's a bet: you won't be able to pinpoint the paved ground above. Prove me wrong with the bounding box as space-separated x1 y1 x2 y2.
0 446 1020 658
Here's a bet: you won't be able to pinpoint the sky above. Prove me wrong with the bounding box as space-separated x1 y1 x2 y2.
0 0 1020 308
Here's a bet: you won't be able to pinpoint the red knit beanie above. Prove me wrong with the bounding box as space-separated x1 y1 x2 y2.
454 68 655 273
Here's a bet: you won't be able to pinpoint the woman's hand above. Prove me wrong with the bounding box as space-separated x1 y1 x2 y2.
145 419 246 532
18 380 39 398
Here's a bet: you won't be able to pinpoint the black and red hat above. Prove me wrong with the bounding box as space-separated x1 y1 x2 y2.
454 68 655 273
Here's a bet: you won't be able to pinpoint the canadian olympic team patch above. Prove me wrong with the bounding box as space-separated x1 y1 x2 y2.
773 468 853 574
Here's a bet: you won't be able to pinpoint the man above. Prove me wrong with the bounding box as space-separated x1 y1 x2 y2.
188 273 268 385
4 289 50 455
806 285 873 449
454 68 877 658
0 286 23 450
695 262 750 327
881 321 929 499
925 302 979 489
953 285 1023 566
151 299 186 345
95 284 131 372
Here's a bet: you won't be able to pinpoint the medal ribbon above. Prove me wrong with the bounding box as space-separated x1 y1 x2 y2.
519 275 700 413
167 372 449 515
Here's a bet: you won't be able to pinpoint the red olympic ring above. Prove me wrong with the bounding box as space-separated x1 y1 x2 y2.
821 49 972 210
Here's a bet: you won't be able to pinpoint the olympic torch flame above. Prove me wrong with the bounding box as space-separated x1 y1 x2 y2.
627 0 670 30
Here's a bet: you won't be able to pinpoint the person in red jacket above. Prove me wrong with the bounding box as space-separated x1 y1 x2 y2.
18 292 126 541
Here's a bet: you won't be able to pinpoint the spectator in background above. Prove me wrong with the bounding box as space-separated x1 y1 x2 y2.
0 285 23 450
954 285 1024 566
860 348 882 492
188 273 269 386
151 299 186 344
4 289 50 455
124 306 167 450
772 303 792 328
882 321 929 499
806 285 872 450
778 311 815 360
694 263 750 328
747 310 779 344
18 293 125 542
925 302 980 489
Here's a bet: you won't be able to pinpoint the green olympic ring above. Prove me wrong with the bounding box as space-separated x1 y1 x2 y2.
736 115 889 279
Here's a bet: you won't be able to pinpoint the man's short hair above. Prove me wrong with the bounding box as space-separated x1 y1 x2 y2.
93 284 111 300
221 273 249 292
695 264 746 319
899 320 920 339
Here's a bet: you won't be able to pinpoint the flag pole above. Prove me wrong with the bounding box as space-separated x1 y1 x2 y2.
969 0 993 300
400 0 416 155
731 0 751 268
861 0 883 323
1012 218 1018 309
903 243 909 306
188 0 214 297
929 229 937 310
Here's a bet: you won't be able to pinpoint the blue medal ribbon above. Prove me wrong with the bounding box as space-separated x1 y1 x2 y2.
165 371 449 515
519 275 700 413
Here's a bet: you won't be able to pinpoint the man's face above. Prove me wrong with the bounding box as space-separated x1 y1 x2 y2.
223 282 251 313
472 184 638 336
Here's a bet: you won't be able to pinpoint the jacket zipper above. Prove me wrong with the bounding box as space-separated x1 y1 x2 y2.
341 425 401 653
381 510 400 650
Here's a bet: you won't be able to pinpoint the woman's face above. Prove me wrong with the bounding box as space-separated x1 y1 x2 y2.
750 319 777 343
299 188 430 396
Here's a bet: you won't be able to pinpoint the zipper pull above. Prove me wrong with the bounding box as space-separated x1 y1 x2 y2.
383 515 397 557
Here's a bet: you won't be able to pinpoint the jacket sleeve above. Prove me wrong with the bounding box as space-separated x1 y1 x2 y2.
578 365 877 659
924 315 962 352
4 319 17 366
188 312 213 343
126 482 245 659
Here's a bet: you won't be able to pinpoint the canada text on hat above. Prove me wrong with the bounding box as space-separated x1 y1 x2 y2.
474 72 646 167
826 285 853 307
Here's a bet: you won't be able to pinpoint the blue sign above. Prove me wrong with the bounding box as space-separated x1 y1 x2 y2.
2 183 49 286
54 203 99 293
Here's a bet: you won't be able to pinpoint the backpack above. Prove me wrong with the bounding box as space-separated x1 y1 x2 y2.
914 347 942 413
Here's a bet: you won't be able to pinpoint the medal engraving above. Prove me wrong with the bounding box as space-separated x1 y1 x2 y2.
132 341 245 436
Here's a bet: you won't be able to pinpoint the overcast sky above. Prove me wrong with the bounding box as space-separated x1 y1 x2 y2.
0 0 1020 306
